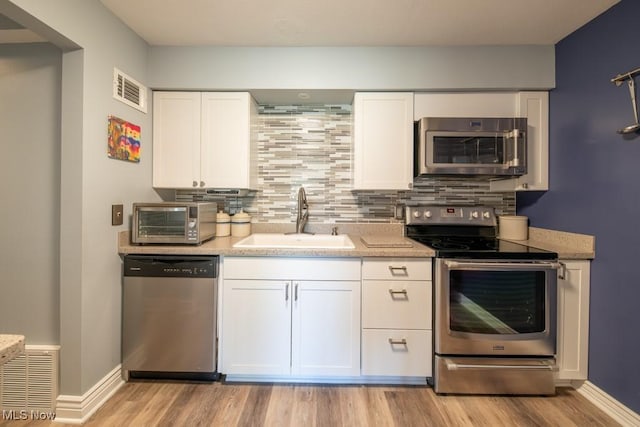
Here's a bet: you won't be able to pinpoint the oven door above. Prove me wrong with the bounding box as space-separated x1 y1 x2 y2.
435 258 558 357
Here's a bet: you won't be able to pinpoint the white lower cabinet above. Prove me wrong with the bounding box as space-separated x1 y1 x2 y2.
221 279 291 376
292 280 360 376
361 258 433 379
221 257 361 379
556 260 591 381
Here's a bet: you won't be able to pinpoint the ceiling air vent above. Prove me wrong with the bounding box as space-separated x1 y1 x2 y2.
113 67 147 113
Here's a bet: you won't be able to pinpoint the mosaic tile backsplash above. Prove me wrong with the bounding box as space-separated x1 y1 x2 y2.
176 105 516 223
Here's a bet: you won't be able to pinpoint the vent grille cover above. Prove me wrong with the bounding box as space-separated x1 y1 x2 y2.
0 347 58 412
113 68 147 113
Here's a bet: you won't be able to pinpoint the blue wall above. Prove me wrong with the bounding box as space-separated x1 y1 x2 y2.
518 0 640 413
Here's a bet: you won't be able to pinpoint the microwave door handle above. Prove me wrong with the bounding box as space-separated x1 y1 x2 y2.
508 129 523 168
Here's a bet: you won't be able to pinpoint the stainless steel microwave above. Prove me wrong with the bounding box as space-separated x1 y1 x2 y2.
132 202 217 245
415 117 528 176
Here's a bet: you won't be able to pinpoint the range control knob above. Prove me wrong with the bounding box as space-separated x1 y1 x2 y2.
483 211 491 219
471 211 479 219
424 210 432 218
413 210 421 219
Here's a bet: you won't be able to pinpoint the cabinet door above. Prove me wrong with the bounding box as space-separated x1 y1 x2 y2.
201 92 256 189
291 281 361 377
556 260 590 380
353 93 414 190
221 279 291 375
152 92 202 189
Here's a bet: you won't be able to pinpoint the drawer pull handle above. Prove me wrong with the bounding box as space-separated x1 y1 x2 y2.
388 289 408 296
388 338 407 345
388 265 408 275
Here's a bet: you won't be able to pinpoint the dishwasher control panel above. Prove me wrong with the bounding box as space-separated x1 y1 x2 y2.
124 255 218 278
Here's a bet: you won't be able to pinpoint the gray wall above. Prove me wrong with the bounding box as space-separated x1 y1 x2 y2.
0 42 61 343
2 0 157 395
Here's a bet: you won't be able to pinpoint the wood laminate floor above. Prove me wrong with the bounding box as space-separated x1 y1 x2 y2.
1 381 620 427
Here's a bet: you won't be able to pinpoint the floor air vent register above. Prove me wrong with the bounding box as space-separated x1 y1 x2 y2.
0 346 58 413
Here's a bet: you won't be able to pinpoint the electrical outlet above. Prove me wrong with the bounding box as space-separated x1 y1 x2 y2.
394 204 405 220
112 204 124 226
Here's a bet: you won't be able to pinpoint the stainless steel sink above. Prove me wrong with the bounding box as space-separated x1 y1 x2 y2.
232 233 355 249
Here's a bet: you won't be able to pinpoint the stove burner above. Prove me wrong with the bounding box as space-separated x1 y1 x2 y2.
428 240 471 251
411 236 499 252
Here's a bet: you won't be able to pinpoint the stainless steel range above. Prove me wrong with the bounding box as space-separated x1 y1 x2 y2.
405 206 560 395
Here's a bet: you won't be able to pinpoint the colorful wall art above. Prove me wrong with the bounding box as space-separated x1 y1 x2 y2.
108 115 141 162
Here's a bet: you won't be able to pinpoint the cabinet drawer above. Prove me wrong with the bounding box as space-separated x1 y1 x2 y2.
362 280 431 329
362 257 431 281
362 329 432 377
224 256 361 280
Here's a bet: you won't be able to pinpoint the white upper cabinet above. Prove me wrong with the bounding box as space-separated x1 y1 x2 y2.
413 92 517 119
491 91 549 191
353 92 414 190
152 91 257 190
201 92 258 190
413 92 549 192
152 92 202 189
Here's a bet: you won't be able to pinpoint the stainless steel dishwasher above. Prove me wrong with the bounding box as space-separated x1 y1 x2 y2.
122 255 218 381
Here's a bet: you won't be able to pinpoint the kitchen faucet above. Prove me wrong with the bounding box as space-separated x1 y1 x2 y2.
295 186 310 234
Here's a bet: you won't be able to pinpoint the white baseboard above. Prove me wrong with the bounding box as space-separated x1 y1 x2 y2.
576 380 640 427
54 365 124 424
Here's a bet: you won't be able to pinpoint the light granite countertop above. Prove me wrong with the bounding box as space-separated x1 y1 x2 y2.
501 227 595 260
118 229 436 258
0 334 25 366
118 224 594 260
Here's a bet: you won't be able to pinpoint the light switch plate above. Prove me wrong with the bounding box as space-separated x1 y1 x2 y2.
112 204 124 226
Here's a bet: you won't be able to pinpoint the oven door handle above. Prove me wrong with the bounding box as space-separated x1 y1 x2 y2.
444 260 561 271
445 359 557 371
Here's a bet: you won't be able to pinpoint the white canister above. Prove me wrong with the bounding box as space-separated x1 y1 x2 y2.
216 211 231 237
499 215 529 241
231 210 251 237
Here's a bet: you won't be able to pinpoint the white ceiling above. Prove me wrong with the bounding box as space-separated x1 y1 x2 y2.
99 0 619 46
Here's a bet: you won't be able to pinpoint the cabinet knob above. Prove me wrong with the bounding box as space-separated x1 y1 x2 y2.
200 181 205 188
192 181 198 187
